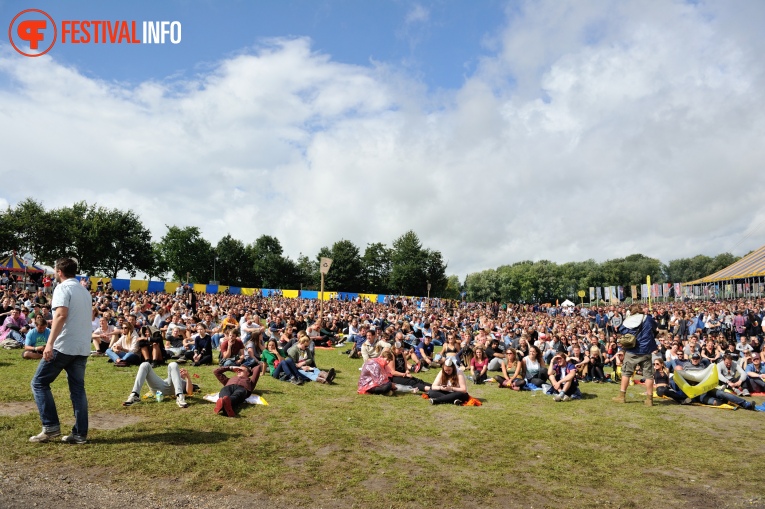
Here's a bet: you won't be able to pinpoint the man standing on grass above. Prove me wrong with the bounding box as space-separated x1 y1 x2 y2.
613 303 658 407
29 258 92 444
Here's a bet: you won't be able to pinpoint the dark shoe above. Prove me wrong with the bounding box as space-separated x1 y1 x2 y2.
114 360 129 367
61 434 87 444
278 372 289 381
453 399 464 406
325 368 336 383
289 376 304 386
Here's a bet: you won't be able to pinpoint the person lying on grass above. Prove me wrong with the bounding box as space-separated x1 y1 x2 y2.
427 357 470 405
123 362 192 408
213 364 263 417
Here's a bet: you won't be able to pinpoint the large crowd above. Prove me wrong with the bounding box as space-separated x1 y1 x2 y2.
2 275 764 416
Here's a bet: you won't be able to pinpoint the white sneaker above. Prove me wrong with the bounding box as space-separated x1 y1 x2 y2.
122 392 141 407
553 392 564 402
29 429 61 443
176 394 188 408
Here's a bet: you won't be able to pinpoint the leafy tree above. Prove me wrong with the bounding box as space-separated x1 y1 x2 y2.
215 234 255 287
388 231 448 297
158 225 214 282
4 198 61 265
293 253 318 289
389 231 427 296
248 235 291 288
317 239 364 292
362 242 392 294
144 242 170 281
443 274 462 300
90 207 153 278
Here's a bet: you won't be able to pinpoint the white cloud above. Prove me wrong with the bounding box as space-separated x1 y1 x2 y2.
405 5 430 25
1 1 764 282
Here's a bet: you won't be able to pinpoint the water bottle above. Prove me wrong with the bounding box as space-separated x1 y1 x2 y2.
155 390 164 402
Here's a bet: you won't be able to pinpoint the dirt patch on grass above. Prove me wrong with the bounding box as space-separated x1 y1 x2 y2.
89 412 143 430
0 401 36 417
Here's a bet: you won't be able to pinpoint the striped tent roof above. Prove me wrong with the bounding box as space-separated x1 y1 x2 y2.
0 254 44 273
685 244 765 284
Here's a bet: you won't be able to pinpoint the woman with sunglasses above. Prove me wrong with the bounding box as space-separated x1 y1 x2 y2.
653 358 691 404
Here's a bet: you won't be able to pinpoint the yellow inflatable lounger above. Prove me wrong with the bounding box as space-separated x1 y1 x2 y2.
672 365 719 399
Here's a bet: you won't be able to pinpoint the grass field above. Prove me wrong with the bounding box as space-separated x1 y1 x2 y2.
1 347 763 508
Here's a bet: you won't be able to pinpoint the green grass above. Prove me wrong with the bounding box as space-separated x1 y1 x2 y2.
1 347 763 508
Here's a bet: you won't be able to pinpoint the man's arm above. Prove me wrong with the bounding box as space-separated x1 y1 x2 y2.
213 366 230 386
43 306 68 361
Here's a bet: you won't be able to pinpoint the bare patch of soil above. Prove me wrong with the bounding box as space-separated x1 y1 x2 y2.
0 401 36 417
89 412 143 430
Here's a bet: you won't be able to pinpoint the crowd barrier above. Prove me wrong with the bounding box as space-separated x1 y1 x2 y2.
76 277 392 304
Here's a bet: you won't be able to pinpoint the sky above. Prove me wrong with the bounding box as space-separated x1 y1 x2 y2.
1 0 764 280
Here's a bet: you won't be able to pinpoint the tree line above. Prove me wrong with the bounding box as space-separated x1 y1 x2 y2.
464 253 740 303
0 199 450 297
1 199 740 301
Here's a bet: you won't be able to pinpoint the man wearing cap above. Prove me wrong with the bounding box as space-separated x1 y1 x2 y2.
745 354 765 393
717 353 749 396
675 351 761 410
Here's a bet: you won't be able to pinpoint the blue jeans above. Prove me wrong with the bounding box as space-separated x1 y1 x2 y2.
211 333 224 350
31 351 88 437
271 358 310 381
105 348 141 365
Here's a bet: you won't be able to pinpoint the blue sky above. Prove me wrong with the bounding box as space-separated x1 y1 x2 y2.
2 0 505 90
1 1 765 278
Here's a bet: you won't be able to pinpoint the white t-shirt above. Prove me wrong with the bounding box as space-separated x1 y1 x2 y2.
51 278 93 356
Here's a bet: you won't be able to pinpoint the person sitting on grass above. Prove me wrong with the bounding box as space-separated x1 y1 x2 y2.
523 345 548 387
287 335 336 384
495 347 525 389
267 337 310 385
185 322 213 366
427 357 470 405
23 315 49 360
122 362 192 408
106 322 143 367
415 334 440 371
470 346 489 384
213 364 262 417
90 316 114 356
548 352 579 402
358 351 394 396
588 345 606 382
219 328 245 367
652 358 691 404
745 354 765 394
386 342 430 393
136 325 166 368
